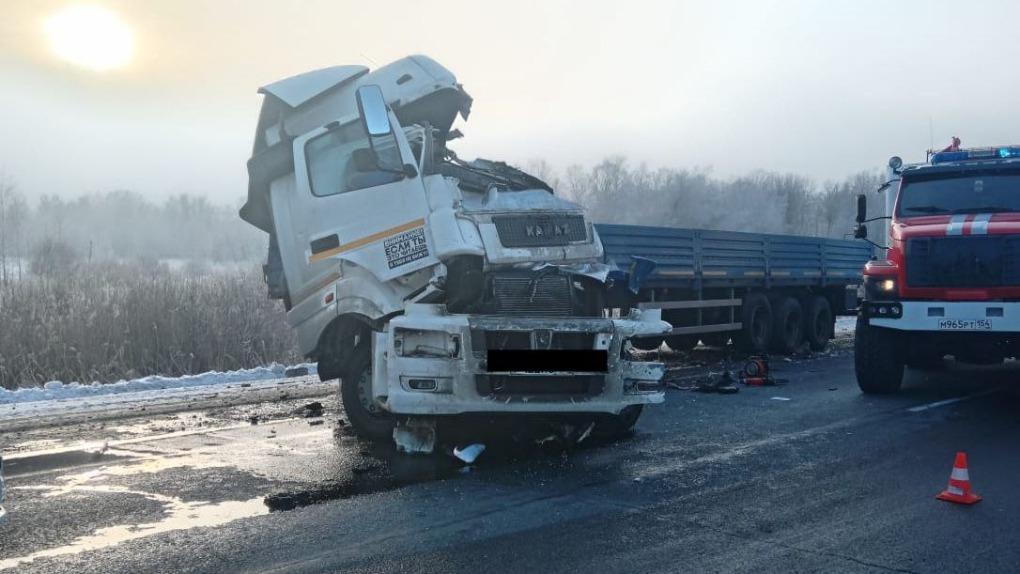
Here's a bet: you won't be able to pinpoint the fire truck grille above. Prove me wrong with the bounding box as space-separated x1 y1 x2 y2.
906 236 1020 287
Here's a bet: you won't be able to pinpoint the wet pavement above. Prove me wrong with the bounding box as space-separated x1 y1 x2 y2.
3 338 1020 573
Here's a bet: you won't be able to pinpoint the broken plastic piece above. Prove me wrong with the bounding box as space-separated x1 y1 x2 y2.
453 443 486 464
393 418 437 454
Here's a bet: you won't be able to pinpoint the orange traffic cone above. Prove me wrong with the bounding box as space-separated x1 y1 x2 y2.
936 452 982 505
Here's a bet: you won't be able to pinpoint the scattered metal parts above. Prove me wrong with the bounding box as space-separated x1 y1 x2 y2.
452 443 486 464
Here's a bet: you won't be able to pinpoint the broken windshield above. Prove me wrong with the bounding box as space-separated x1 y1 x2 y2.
896 171 1020 217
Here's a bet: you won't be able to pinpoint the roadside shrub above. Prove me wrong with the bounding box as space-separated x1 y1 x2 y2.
0 262 299 389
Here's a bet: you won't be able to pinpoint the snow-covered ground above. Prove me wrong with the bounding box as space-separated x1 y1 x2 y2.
835 315 856 335
0 363 316 405
0 364 330 431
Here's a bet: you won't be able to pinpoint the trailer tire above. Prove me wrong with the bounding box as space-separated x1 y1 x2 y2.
804 295 833 352
735 293 773 352
339 349 394 442
630 336 664 351
854 317 904 394
665 335 699 352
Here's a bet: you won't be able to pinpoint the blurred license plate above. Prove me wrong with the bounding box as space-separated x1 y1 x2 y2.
937 319 992 330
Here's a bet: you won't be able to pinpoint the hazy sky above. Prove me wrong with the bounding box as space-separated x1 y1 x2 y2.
2 0 1020 203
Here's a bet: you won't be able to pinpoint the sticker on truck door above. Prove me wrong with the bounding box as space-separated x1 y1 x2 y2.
938 319 992 330
383 227 429 269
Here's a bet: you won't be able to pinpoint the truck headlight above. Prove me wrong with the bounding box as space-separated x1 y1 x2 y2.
393 328 461 358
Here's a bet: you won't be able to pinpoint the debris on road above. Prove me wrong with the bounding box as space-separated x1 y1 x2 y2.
308 419 325 426
770 397 791 401
694 370 739 394
393 419 437 454
295 401 324 418
284 366 310 378
576 422 595 444
740 355 788 386
452 443 486 464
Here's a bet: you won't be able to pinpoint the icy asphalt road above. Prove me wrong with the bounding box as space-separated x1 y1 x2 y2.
2 343 1020 573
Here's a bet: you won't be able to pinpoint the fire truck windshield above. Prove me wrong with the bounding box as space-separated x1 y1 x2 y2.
897 171 1020 217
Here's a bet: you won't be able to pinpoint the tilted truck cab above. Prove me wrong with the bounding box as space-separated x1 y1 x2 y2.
240 55 670 447
854 142 1020 393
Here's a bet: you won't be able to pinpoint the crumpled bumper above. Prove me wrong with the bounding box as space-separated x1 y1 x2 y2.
372 304 670 415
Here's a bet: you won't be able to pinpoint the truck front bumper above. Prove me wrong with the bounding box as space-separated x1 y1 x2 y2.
373 305 670 416
866 300 1020 333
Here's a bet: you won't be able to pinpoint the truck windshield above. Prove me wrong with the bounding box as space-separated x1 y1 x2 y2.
897 171 1020 216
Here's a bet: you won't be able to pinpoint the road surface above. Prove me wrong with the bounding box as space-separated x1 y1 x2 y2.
2 341 1019 573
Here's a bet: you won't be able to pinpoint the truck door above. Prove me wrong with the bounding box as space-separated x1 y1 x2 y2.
286 87 437 303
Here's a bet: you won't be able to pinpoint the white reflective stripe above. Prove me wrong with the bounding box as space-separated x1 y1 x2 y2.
971 213 993 235
946 214 967 235
951 467 970 481
946 485 965 496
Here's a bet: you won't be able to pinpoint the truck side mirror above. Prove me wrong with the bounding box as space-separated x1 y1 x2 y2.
854 224 868 239
356 85 392 137
856 194 867 224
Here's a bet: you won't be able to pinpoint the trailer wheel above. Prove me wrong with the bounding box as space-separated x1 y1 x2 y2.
854 316 904 394
769 296 804 354
735 293 772 352
804 295 833 352
339 348 394 441
630 336 664 351
665 335 699 352
700 333 731 348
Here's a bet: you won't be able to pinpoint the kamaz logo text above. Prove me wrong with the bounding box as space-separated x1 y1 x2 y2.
525 224 570 237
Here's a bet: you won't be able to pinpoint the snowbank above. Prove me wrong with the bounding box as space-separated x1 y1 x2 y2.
0 363 317 405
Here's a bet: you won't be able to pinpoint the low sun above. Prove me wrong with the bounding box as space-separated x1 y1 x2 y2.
44 5 134 72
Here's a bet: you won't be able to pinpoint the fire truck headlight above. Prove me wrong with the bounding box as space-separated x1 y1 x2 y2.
879 279 896 292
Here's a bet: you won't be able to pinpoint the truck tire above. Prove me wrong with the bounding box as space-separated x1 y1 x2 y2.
769 296 804 354
339 349 394 441
665 335 699 352
854 316 904 394
630 336 664 351
804 295 833 352
594 405 643 438
734 292 772 352
700 333 731 347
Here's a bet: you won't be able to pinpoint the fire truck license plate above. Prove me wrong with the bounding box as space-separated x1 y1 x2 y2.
938 319 992 330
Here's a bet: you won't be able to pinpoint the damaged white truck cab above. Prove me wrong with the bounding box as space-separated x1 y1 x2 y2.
240 55 669 444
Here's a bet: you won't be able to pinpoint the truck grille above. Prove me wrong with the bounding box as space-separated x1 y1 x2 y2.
470 330 596 358
493 214 587 247
475 374 605 398
492 273 573 316
906 236 1020 287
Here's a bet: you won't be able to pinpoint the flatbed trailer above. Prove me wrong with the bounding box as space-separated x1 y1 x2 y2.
596 224 872 353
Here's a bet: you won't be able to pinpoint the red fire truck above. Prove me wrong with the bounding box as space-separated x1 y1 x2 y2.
854 141 1020 393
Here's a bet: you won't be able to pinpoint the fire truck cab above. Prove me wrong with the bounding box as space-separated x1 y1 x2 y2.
854 142 1020 393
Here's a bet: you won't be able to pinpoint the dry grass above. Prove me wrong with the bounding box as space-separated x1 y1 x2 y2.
0 261 299 389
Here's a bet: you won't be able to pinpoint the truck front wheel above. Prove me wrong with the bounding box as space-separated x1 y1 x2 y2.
593 405 643 438
339 350 395 441
854 316 904 394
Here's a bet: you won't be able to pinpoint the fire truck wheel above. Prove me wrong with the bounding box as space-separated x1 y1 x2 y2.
769 296 804 355
735 292 773 352
630 336 665 351
854 316 904 394
339 349 394 442
804 295 833 352
665 335 699 352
